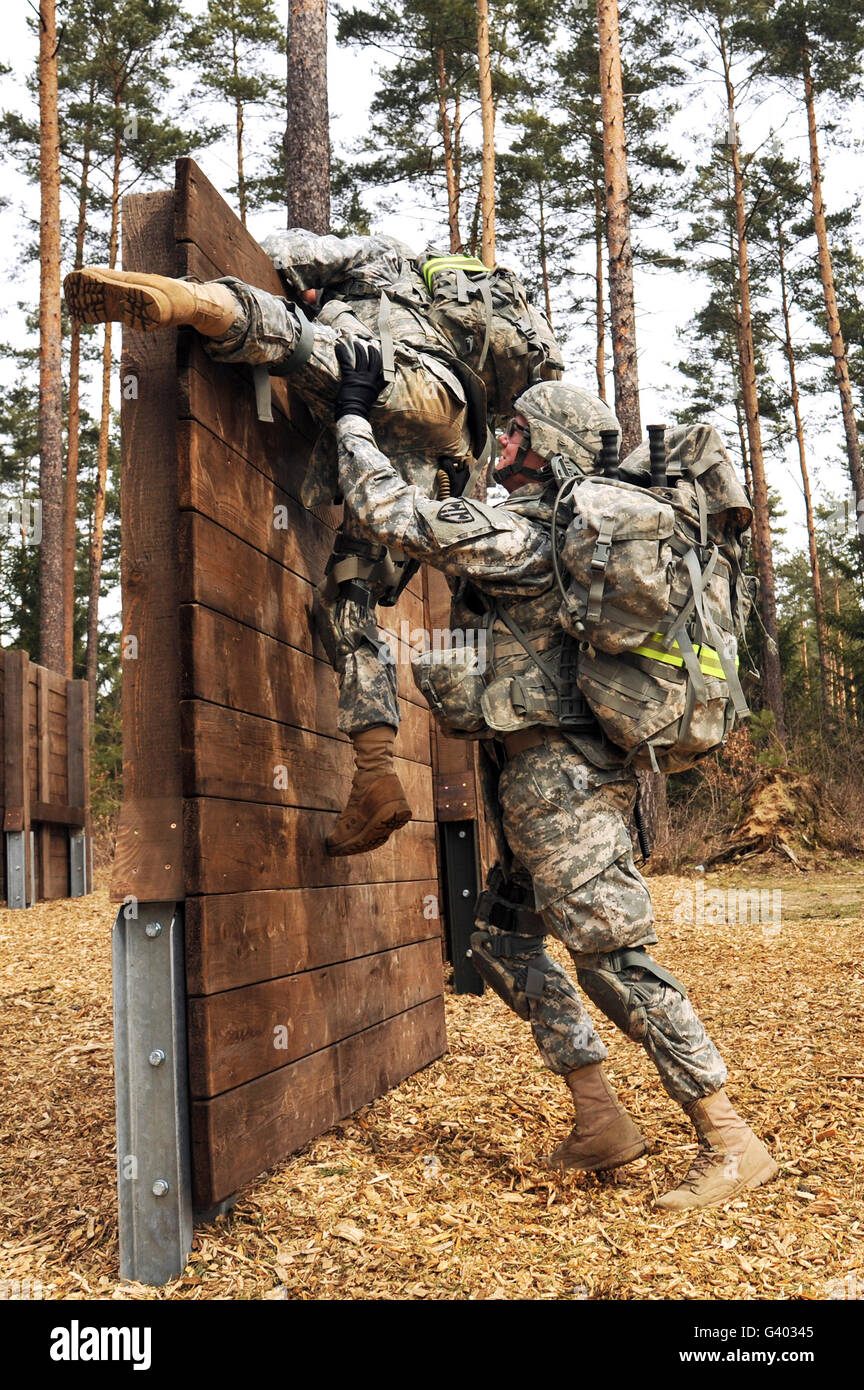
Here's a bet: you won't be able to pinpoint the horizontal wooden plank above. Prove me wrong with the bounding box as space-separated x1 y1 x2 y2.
184 797 437 895
180 701 434 820
31 801 85 827
185 878 441 994
179 605 431 767
188 937 443 1097
178 419 333 589
178 515 427 711
191 996 447 1208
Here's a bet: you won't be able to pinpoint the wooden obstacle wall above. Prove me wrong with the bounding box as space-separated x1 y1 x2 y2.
110 159 447 1210
0 648 90 905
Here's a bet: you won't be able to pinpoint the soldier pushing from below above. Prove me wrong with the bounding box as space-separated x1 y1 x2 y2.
64 230 563 857
328 338 778 1211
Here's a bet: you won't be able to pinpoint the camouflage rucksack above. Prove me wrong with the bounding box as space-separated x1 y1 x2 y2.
416 251 564 415
554 424 754 773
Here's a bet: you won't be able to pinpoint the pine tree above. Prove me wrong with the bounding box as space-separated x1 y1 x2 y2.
37 0 64 672
183 0 284 226
743 1 864 564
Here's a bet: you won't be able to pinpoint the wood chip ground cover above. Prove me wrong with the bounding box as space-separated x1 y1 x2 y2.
1 869 862 1300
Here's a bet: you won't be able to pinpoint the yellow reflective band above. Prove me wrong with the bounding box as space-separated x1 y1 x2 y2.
632 633 737 679
422 255 490 291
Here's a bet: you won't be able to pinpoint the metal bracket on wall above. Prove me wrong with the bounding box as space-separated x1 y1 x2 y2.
69 829 88 898
113 901 193 1286
4 829 27 908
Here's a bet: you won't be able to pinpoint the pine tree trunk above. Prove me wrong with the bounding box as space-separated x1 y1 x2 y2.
86 121 121 724
800 624 810 699
538 183 552 326
802 43 864 564
777 213 831 727
596 0 640 454
231 30 247 224
720 25 786 745
63 87 95 679
833 569 848 723
435 46 462 251
594 173 606 401
476 0 495 266
285 0 330 232
38 0 64 672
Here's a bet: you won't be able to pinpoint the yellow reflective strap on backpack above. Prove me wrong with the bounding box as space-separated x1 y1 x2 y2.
632 633 736 680
421 255 490 292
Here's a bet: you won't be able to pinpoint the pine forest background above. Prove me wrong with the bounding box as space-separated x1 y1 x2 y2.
3 0 864 864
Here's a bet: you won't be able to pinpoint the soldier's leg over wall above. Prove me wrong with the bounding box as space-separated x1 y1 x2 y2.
498 741 727 1108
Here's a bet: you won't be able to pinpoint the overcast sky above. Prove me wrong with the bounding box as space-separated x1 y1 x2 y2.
1 0 862 562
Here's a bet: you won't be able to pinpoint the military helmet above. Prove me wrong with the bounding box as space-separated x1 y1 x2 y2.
513 381 622 477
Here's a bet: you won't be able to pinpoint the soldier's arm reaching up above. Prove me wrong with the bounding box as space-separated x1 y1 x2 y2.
334 342 552 598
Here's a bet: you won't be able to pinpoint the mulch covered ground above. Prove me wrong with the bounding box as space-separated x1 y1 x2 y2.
1 867 863 1301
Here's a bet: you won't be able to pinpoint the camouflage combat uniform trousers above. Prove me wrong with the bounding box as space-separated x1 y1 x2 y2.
492 737 727 1109
204 275 472 737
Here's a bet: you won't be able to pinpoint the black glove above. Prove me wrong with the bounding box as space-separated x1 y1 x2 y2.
436 457 471 497
334 339 386 421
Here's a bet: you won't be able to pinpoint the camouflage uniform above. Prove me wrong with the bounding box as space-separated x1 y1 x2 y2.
335 410 728 1110
203 230 559 738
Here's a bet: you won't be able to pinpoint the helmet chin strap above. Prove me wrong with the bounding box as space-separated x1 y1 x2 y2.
496 422 542 483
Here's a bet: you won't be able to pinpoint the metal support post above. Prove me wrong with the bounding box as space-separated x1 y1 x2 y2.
5 830 26 909
69 829 88 897
113 901 193 1286
440 820 484 995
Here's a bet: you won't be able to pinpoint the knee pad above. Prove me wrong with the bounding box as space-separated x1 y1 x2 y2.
577 948 686 1043
468 929 550 1022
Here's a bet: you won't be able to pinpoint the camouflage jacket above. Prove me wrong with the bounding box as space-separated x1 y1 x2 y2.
261 229 454 360
336 413 622 767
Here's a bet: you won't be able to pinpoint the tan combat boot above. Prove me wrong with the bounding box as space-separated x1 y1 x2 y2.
656 1088 778 1211
542 1063 649 1173
325 724 412 856
64 267 239 337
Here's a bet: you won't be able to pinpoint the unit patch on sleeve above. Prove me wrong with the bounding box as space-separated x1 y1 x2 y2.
417 496 511 548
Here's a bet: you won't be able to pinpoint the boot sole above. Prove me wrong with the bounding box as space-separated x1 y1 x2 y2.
325 803 412 857
65 270 167 332
655 1153 780 1211
542 1137 649 1175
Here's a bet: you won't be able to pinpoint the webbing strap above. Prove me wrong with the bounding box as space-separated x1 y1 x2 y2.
328 554 380 586
662 547 718 651
586 515 615 623
455 267 470 305
609 948 687 996
476 276 494 372
495 605 561 691
683 549 749 716
673 628 709 706
377 292 396 382
280 306 316 375
487 931 547 959
253 365 273 423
